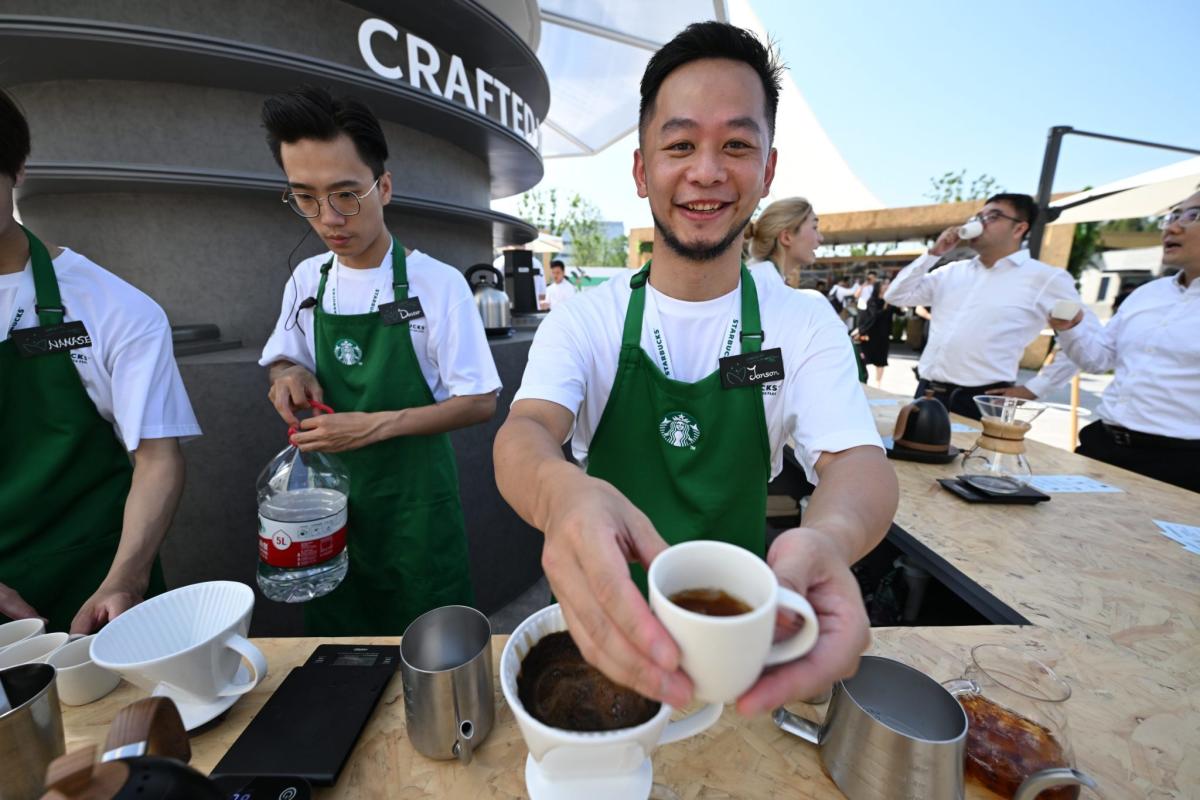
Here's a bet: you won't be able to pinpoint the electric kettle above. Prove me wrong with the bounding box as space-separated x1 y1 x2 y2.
465 264 513 337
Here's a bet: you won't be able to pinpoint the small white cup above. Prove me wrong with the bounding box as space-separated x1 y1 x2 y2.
649 540 819 705
90 581 266 705
46 634 121 706
1051 300 1081 321
0 618 46 653
957 219 984 240
0 632 70 669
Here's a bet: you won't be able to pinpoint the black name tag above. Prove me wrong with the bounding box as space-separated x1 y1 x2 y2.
720 347 785 389
11 321 92 358
379 297 425 326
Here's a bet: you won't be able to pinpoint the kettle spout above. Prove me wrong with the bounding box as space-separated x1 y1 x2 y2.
1014 767 1096 800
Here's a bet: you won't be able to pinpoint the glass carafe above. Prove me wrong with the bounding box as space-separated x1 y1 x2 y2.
960 396 1047 494
944 644 1094 800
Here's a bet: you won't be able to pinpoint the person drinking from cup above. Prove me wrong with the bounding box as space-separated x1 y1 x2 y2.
494 22 898 717
0 88 201 634
883 193 1082 419
744 196 822 290
1047 191 1200 493
258 87 501 635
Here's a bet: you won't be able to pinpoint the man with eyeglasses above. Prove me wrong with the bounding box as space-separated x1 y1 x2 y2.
884 192 1081 419
0 88 200 633
258 87 501 634
1046 192 1200 493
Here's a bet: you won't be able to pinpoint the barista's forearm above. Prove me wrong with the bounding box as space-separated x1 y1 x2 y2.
803 446 898 564
104 438 185 593
494 413 583 532
377 391 497 438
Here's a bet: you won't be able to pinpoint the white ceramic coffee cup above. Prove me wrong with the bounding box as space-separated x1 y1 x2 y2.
46 634 121 706
500 604 722 786
0 632 70 669
0 618 46 654
957 219 984 240
90 581 266 705
648 540 820 705
1051 300 1081 321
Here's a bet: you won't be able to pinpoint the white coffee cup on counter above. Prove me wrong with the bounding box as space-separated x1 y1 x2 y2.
90 581 266 705
648 540 819 705
46 634 121 706
0 632 70 669
0 618 46 654
957 219 984 240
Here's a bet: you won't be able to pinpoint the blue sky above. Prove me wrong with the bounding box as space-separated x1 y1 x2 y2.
497 0 1199 230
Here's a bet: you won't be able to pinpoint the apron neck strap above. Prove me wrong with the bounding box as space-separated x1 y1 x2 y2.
622 261 764 353
314 236 407 303
22 225 65 327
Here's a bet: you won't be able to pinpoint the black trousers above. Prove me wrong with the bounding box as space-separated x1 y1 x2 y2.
1076 421 1200 494
914 379 1013 421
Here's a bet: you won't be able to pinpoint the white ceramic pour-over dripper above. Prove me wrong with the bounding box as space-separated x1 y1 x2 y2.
500 604 722 800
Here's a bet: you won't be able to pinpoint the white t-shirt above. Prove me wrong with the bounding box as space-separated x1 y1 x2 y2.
747 259 786 290
0 248 202 451
513 271 883 480
545 278 576 309
260 244 502 401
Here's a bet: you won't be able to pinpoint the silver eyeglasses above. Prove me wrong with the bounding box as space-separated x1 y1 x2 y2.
1158 207 1200 229
282 178 380 218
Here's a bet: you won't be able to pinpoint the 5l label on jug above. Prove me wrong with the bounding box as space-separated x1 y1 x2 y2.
258 508 348 568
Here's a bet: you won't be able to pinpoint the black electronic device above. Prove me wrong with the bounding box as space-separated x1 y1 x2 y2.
211 645 399 786
208 774 312 800
503 248 541 313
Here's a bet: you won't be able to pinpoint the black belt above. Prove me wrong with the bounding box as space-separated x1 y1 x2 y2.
923 379 1013 396
1101 423 1200 451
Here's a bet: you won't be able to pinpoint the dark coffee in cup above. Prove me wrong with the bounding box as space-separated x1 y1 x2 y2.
668 588 753 617
517 632 659 732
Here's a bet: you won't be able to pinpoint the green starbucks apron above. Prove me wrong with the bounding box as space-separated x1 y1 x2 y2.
586 263 772 592
304 239 473 635
0 227 164 632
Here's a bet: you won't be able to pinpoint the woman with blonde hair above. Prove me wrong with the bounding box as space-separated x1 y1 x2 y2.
744 196 823 289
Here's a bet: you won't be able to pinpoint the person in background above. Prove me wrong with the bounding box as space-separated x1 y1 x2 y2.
1110 281 1136 314
494 22 896 716
815 278 828 295
852 277 894 387
828 276 853 322
259 87 501 634
545 258 576 310
0 88 200 633
883 193 1080 419
854 270 878 311
745 196 822 290
1050 191 1200 493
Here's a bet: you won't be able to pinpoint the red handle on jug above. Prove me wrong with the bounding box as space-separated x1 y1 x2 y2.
288 400 336 440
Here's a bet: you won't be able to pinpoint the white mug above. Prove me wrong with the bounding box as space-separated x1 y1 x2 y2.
500 604 722 788
0 632 70 669
90 581 266 705
957 219 984 240
0 618 46 654
46 634 121 706
648 540 819 705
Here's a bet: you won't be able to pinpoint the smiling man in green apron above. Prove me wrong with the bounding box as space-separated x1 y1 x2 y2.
0 89 201 634
259 88 501 636
494 23 899 716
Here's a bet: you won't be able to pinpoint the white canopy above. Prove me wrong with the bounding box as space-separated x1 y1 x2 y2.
1050 156 1200 225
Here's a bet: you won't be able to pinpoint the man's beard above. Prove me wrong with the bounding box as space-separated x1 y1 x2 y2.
652 208 753 263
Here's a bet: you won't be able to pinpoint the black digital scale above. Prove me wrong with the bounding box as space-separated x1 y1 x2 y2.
211 644 399 787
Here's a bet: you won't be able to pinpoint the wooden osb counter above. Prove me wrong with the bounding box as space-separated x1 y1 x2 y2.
59 388 1197 798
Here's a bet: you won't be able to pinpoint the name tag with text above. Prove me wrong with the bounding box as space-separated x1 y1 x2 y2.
379 297 425 326
11 321 92 358
720 347 785 389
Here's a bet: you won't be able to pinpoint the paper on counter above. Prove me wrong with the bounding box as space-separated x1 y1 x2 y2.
1154 520 1200 555
950 423 978 433
868 398 902 406
1025 475 1123 493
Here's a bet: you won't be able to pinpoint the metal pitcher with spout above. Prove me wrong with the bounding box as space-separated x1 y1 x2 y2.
465 264 512 337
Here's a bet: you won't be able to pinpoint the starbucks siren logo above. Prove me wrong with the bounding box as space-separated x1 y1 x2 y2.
333 338 363 366
659 411 700 449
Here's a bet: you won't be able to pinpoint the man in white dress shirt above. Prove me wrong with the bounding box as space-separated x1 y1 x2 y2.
544 259 576 310
1049 191 1200 493
884 193 1080 419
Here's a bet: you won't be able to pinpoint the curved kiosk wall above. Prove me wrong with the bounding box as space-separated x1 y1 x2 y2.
1 1 548 633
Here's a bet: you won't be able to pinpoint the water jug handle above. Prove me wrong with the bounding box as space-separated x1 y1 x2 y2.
287 401 335 441
1013 768 1097 800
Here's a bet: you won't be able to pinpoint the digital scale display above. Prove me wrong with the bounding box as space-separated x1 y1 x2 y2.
332 652 378 667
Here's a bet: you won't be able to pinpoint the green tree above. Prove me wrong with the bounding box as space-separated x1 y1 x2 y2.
924 170 1003 203
517 189 628 266
1066 221 1102 281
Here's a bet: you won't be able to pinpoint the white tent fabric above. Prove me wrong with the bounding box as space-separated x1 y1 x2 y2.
1050 157 1200 225
727 0 881 212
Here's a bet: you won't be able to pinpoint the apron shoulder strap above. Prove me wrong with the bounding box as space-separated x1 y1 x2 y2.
621 263 652 348
22 226 65 327
391 238 408 301
315 256 335 305
738 263 764 354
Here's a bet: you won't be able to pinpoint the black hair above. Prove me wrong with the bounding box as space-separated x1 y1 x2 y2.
262 86 388 177
867 271 877 278
550 259 565 269
639 22 783 143
986 193 1038 232
0 88 31 181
